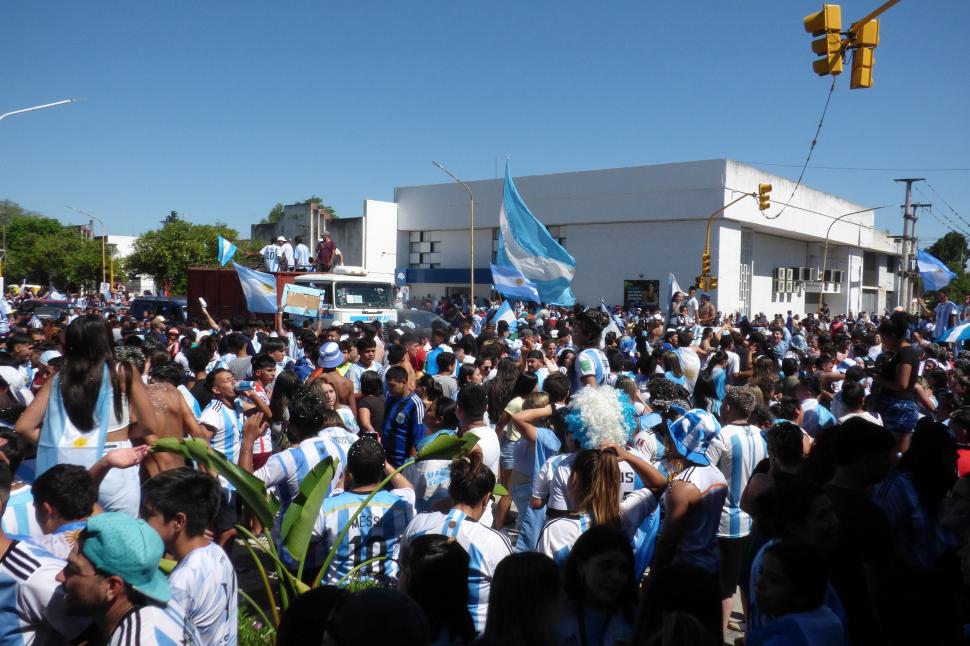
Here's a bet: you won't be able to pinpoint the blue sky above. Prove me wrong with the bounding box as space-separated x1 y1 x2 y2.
1 1 967 244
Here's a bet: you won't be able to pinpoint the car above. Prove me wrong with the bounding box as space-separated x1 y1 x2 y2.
128 296 188 323
18 299 74 321
395 308 453 332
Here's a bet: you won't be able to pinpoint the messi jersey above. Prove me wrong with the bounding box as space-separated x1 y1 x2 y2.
108 600 201 646
570 348 608 393
313 488 416 585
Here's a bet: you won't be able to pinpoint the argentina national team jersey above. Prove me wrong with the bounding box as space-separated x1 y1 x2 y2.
1 487 41 541
313 488 416 586
254 429 355 513
382 393 425 468
345 363 379 393
707 424 768 538
169 543 237 646
199 399 245 491
0 541 91 644
570 348 609 393
177 385 202 420
403 509 512 633
108 600 201 646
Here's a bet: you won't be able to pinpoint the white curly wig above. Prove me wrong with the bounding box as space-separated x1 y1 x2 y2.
565 386 636 450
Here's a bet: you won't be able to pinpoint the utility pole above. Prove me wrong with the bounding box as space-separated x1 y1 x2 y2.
910 202 932 302
894 178 923 312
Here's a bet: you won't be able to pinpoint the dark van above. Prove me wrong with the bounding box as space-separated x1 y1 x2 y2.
128 296 188 323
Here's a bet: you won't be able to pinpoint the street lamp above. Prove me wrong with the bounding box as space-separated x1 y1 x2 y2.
432 161 475 309
819 206 876 302
66 206 106 285
0 99 79 286
0 98 78 123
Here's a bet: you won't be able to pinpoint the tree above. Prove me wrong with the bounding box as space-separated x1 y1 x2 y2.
163 211 181 225
0 200 106 290
124 218 239 294
260 203 285 225
928 232 969 271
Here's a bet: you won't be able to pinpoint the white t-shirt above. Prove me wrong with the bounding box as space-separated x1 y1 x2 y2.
403 509 512 633
465 425 500 477
169 542 237 646
279 243 294 268
259 245 280 272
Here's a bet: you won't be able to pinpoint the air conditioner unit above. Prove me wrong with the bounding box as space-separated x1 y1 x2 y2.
800 267 814 281
773 279 782 293
783 268 792 280
775 268 786 279
822 269 833 282
785 280 794 293
833 270 844 283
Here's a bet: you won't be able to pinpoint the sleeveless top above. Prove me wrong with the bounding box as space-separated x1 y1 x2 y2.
663 464 728 573
37 364 129 477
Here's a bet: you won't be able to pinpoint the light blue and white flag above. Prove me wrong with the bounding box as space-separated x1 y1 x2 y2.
491 299 517 329
217 236 238 267
490 263 540 303
917 249 956 292
232 262 277 314
939 321 970 345
663 273 684 324
599 300 622 343
497 164 576 305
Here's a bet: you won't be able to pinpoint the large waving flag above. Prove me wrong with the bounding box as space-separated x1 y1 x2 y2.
917 249 956 292
664 273 684 324
490 263 540 303
497 164 576 305
232 262 277 313
217 236 238 266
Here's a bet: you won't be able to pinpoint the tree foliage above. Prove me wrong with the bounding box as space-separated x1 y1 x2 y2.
124 218 239 294
928 232 969 270
0 199 107 290
260 203 285 225
259 197 339 225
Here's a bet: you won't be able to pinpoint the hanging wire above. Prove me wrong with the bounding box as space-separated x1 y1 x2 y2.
924 180 970 230
760 76 839 220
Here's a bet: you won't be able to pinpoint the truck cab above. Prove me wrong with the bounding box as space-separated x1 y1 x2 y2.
292 266 397 325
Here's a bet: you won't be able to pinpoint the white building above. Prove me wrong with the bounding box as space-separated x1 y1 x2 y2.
358 159 902 317
94 234 156 295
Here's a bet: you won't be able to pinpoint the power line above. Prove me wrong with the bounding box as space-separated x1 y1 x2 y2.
739 162 970 172
761 77 838 220
724 187 889 228
924 180 970 230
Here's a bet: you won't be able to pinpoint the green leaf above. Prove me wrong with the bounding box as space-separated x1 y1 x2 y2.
280 457 337 578
153 438 279 529
493 483 509 496
416 432 480 462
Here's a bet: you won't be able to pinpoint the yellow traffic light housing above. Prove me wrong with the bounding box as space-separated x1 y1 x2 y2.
848 20 878 89
758 183 772 211
701 253 711 276
708 277 718 290
804 4 843 77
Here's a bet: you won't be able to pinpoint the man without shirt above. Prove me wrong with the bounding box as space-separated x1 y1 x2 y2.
143 362 208 477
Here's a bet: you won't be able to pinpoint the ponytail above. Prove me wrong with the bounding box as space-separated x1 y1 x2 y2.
569 449 621 528
448 452 495 506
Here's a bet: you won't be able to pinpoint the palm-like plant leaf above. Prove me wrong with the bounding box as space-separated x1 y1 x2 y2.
279 457 337 579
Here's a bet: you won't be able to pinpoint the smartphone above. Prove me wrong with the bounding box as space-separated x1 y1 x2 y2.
198 297 207 308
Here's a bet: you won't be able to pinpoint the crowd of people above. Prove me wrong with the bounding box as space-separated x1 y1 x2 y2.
0 282 969 644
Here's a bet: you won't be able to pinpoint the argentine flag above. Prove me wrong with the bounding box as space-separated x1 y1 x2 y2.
490 263 540 303
232 262 278 314
217 236 238 266
497 164 576 305
916 249 956 292
492 299 517 330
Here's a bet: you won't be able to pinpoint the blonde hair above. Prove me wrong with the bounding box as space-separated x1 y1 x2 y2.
522 392 550 411
568 449 621 528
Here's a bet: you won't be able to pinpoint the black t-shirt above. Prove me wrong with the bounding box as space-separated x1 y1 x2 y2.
359 395 385 432
881 344 920 400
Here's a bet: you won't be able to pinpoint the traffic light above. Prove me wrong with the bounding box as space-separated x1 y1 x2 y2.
758 183 772 211
701 253 711 276
849 20 878 89
708 276 718 290
804 4 843 76
695 276 706 290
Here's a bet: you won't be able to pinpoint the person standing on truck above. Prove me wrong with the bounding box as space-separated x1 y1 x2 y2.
293 236 311 272
316 231 337 272
259 239 282 272
278 236 295 272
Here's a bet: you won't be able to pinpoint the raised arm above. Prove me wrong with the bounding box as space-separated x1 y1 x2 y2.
511 405 554 444
14 377 51 446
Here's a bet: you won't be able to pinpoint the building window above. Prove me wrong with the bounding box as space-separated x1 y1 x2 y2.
409 231 442 268
492 228 499 263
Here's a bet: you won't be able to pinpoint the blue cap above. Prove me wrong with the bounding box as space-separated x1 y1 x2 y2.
82 513 170 604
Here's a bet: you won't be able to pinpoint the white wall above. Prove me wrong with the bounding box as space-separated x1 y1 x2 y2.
749 232 808 316
363 200 398 280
